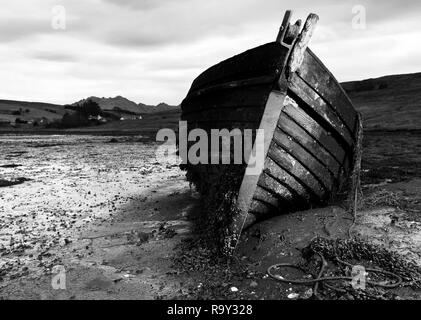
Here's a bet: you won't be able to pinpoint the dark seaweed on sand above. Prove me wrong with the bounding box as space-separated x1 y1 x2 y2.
182 163 245 254
0 177 31 188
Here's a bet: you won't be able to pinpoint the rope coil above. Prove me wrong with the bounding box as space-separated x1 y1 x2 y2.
267 252 403 299
265 113 412 299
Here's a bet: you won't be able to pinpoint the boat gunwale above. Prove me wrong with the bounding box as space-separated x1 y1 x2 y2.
183 75 278 102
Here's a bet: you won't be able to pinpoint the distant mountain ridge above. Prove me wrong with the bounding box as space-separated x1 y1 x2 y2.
73 96 179 114
72 96 139 114
137 102 179 114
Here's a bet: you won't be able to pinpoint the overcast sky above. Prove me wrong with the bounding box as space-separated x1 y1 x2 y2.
0 0 420 105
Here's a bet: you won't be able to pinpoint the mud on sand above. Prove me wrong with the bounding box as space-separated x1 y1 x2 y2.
0 131 420 300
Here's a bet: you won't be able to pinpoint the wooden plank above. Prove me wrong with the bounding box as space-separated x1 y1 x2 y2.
277 113 342 177
236 91 286 208
253 187 282 210
297 49 357 133
289 73 355 146
182 106 265 123
182 84 271 114
272 127 335 192
276 10 293 44
249 199 276 217
232 90 288 247
282 96 350 162
250 185 296 220
288 13 319 74
187 75 276 100
267 144 326 200
190 42 289 93
186 121 260 133
257 168 303 205
262 154 315 202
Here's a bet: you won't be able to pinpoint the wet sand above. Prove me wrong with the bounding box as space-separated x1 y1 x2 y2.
0 135 196 299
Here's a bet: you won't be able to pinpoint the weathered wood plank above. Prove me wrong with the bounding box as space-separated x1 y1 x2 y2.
288 72 355 146
249 199 276 217
267 143 326 201
277 113 342 177
282 95 350 162
190 42 289 93
262 153 317 202
182 106 265 123
187 75 276 100
233 90 288 246
276 10 293 44
182 84 271 114
297 49 357 133
272 127 335 192
257 170 301 205
288 13 319 74
187 120 259 137
253 187 282 210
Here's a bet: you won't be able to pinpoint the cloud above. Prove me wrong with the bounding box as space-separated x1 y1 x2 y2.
0 19 51 43
0 0 420 105
30 51 78 62
101 0 177 10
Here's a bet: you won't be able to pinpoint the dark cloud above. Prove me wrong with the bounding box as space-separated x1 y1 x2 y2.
104 32 170 47
101 0 181 11
0 19 50 42
31 51 78 62
358 0 421 23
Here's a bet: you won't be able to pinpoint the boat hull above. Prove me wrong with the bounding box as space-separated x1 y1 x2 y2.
180 14 361 246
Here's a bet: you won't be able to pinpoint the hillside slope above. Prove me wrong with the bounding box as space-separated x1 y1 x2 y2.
0 99 67 123
342 72 421 130
0 96 179 126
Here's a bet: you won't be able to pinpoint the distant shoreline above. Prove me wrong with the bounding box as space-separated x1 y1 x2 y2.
0 128 419 136
0 129 160 137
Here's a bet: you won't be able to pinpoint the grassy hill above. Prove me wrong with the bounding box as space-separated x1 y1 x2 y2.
0 96 179 129
0 99 68 124
342 72 421 131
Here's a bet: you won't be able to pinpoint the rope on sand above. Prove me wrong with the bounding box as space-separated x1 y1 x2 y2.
267 252 402 290
266 113 408 299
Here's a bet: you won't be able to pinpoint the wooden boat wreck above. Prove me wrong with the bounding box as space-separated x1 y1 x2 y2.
180 11 362 250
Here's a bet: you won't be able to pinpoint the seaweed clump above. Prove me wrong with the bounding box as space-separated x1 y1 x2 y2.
307 237 421 290
182 163 246 254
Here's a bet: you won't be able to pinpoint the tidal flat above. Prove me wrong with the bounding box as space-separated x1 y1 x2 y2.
0 132 420 300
